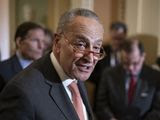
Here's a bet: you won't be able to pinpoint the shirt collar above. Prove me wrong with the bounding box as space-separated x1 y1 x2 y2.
50 52 77 87
16 50 33 69
126 70 140 78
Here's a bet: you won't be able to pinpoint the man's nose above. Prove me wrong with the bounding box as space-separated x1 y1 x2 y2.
84 51 95 63
38 40 44 49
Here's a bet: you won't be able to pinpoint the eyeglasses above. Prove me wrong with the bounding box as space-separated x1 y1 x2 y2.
60 33 106 60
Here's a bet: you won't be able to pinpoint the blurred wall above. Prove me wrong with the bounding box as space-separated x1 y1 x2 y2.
94 0 125 44
126 0 160 64
0 0 10 60
1 0 160 64
16 0 48 26
47 0 70 32
94 0 112 44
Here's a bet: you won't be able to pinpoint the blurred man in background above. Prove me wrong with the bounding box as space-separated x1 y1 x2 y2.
88 22 128 110
96 37 160 120
90 21 128 83
0 21 45 91
104 21 128 67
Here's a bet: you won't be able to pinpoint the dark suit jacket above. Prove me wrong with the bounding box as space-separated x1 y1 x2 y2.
0 54 22 91
0 54 93 120
95 65 160 120
88 45 113 110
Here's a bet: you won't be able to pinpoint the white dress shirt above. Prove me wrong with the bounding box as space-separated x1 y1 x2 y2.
50 52 88 120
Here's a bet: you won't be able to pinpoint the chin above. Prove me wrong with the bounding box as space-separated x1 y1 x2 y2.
71 68 92 81
75 73 90 81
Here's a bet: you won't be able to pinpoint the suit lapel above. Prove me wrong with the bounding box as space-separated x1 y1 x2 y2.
11 55 23 73
40 54 79 120
116 66 127 105
49 82 79 120
133 66 149 104
132 77 142 104
78 81 93 120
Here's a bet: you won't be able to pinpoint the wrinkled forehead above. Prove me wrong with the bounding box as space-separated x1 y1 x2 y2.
27 28 45 36
65 16 104 43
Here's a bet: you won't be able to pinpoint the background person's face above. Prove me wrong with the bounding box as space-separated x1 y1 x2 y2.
121 45 145 75
18 28 45 60
56 16 104 81
110 29 126 51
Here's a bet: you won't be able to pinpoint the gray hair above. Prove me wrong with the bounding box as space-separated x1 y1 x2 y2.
57 8 101 33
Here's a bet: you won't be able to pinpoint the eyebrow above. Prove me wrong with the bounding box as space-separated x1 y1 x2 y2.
74 35 88 41
74 34 102 44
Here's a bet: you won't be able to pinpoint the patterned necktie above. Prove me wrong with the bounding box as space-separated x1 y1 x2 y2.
128 73 137 104
68 82 85 120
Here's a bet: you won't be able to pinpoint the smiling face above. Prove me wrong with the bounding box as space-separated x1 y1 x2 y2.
54 16 104 81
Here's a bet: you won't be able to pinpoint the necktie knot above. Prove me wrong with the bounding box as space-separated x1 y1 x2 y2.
68 82 80 98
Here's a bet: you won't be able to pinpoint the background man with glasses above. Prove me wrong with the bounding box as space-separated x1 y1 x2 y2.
0 8 104 120
95 37 160 120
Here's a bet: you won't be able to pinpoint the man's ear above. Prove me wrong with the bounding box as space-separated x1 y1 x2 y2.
15 37 22 48
53 34 61 53
141 52 146 62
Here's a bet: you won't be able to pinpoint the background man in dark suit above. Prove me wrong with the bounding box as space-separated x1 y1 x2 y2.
89 21 128 84
95 37 160 120
0 22 45 91
102 21 128 67
88 22 128 110
0 8 105 120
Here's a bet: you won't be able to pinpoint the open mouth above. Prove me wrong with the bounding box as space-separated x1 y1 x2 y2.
76 64 93 73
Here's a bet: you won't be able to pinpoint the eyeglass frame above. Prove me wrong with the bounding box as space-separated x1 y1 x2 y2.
58 32 106 60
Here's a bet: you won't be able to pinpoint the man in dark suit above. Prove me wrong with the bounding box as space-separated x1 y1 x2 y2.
89 21 128 84
0 8 105 120
0 22 45 91
88 22 127 110
95 37 160 120
100 22 128 68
